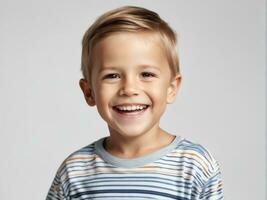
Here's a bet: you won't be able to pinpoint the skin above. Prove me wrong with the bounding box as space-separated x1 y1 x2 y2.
79 32 182 159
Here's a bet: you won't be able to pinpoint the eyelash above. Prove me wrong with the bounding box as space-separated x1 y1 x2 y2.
103 73 120 79
141 72 156 78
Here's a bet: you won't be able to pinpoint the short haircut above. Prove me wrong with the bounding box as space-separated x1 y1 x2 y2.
81 6 180 85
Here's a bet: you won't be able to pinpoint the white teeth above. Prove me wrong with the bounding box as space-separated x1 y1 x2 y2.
115 105 148 111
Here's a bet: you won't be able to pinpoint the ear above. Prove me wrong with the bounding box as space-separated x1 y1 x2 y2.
79 79 96 106
167 74 182 104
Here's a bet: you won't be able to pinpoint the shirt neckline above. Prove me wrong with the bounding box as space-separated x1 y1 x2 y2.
95 135 182 168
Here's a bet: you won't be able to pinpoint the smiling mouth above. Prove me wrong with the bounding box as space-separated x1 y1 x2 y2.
112 104 149 114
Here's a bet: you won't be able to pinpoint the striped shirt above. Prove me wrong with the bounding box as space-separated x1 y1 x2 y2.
46 136 223 200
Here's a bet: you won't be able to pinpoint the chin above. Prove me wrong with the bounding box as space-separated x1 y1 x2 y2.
111 126 149 139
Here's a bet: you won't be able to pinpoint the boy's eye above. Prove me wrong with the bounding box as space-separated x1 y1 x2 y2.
103 73 120 79
141 72 156 78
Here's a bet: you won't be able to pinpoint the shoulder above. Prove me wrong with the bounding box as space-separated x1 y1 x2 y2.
170 138 221 182
176 138 218 163
174 139 224 198
55 139 100 176
176 138 219 163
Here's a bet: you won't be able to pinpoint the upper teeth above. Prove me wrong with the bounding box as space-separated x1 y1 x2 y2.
115 105 147 111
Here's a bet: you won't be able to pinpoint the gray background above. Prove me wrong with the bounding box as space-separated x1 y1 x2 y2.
0 0 265 199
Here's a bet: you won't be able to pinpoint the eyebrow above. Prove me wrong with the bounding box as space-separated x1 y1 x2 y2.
99 66 119 72
139 65 161 72
99 65 161 73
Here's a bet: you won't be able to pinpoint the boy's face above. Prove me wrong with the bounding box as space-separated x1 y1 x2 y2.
80 32 181 139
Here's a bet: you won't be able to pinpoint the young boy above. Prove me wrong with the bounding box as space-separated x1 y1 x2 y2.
47 6 223 200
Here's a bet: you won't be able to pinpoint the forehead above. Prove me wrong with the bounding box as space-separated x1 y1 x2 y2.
92 32 169 69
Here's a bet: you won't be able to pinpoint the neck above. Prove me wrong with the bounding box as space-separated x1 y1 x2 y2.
104 127 175 159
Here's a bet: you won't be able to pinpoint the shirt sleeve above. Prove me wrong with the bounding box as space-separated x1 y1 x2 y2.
199 159 224 200
46 171 66 200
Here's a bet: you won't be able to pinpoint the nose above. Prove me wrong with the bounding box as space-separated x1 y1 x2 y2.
119 76 139 96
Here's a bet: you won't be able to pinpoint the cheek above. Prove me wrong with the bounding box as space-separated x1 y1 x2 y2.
150 87 165 97
150 81 168 96
148 85 168 105
95 84 116 104
94 86 114 120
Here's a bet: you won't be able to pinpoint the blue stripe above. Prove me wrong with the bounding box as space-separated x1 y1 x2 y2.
71 189 189 200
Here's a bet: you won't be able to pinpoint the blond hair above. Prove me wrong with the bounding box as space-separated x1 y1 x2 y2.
81 6 180 84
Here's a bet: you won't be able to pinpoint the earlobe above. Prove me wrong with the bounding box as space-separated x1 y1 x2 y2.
79 79 96 106
167 74 182 104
